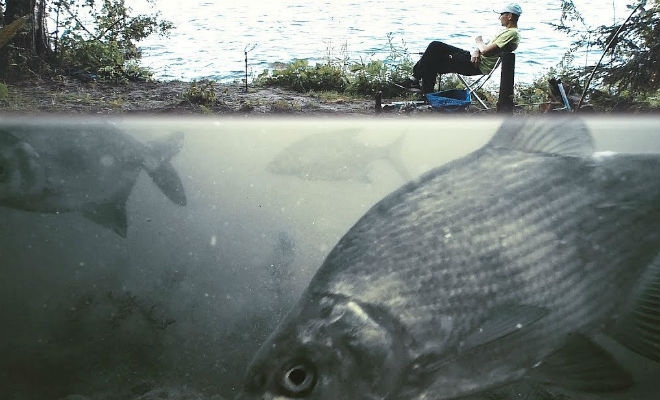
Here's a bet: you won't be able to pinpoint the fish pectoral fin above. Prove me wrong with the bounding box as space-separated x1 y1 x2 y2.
462 304 549 349
81 201 128 238
395 356 440 399
477 379 561 400
529 333 633 392
606 255 660 362
488 118 594 157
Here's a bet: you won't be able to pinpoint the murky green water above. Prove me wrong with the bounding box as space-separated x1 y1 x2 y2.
1 116 658 400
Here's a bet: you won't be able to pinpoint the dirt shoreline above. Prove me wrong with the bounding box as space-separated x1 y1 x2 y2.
1 78 384 116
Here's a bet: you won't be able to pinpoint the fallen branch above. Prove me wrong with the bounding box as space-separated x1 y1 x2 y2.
0 16 29 50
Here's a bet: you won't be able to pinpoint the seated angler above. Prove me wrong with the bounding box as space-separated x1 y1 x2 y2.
405 3 522 94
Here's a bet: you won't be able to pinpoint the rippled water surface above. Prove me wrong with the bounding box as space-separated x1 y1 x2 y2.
134 0 635 83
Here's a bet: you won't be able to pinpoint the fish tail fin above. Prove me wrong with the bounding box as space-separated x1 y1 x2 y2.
488 117 594 157
144 132 187 206
385 134 412 182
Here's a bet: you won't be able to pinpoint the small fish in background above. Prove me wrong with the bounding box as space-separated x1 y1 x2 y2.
267 130 410 183
0 122 187 237
236 118 659 400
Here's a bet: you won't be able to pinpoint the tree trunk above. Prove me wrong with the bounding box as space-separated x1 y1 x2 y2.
1 0 51 80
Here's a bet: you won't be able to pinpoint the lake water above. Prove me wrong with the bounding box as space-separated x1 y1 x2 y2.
134 0 636 84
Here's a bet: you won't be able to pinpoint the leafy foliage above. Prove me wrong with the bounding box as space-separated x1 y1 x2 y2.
554 0 659 109
592 1 659 93
52 0 173 82
1 0 172 82
183 79 217 105
255 33 414 97
257 59 346 92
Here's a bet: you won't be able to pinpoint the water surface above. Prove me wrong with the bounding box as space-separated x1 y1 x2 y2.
134 0 636 84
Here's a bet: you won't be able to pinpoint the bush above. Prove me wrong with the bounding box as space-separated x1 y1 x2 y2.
58 38 153 82
257 59 347 92
255 33 415 98
183 80 217 105
346 58 414 97
550 0 660 110
52 0 172 82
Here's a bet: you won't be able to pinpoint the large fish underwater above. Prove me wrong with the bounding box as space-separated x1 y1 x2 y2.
237 118 659 400
0 121 187 237
267 130 410 183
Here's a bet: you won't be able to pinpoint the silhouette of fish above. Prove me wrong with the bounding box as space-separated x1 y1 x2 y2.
236 118 659 400
267 130 410 183
0 121 187 237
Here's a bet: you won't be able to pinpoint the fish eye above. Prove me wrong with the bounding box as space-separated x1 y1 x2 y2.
279 361 316 396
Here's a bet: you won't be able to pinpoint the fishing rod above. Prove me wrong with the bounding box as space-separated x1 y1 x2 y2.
576 3 643 110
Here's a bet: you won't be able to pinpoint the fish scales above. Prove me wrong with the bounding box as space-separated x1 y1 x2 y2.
329 209 584 345
335 157 586 292
237 119 659 400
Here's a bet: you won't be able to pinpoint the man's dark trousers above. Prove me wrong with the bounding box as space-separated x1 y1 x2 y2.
413 41 482 93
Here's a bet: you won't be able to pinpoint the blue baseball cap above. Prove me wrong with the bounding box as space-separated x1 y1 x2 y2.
496 3 522 16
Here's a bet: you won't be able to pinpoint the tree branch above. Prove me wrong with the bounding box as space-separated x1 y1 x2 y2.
61 1 94 38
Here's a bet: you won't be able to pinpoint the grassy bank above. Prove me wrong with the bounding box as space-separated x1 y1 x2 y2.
254 58 660 113
2 59 658 115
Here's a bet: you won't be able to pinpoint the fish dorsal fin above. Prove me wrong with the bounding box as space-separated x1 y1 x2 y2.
488 118 594 157
529 333 633 392
462 304 548 349
607 255 660 361
81 201 128 238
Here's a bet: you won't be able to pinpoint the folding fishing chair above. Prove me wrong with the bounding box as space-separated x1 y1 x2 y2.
455 57 502 110
548 77 573 111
